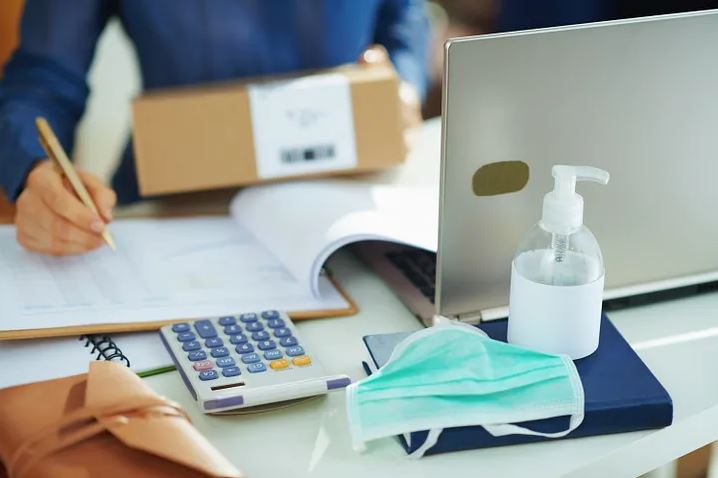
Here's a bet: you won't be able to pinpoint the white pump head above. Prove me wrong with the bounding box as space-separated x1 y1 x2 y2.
541 165 610 234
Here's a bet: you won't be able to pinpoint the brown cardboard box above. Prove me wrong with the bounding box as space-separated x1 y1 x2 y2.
132 64 406 196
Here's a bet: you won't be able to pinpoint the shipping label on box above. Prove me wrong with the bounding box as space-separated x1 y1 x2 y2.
249 73 357 179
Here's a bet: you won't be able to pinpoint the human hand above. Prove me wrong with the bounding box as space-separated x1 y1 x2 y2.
14 159 116 255
358 44 423 152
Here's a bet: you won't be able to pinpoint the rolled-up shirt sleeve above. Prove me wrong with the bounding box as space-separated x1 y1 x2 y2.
373 0 431 101
0 0 111 201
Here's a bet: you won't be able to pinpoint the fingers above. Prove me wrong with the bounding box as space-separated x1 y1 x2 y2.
15 160 110 256
358 44 390 65
27 164 105 234
17 228 102 256
15 194 104 255
78 169 116 222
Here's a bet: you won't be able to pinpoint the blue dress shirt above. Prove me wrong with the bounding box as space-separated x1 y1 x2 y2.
0 0 430 204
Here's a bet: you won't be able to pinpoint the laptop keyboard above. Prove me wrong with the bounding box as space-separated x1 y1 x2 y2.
386 249 437 303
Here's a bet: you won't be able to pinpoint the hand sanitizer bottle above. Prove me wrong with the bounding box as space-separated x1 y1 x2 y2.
508 165 610 359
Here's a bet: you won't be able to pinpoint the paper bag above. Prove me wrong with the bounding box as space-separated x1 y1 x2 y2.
0 361 243 478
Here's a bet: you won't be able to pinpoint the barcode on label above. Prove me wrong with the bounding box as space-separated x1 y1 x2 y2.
280 145 336 164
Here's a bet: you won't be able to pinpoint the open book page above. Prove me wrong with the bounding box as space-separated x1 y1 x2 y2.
0 218 347 333
229 119 442 297
231 180 438 297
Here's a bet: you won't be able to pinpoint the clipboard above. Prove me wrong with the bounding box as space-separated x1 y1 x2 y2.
0 273 357 340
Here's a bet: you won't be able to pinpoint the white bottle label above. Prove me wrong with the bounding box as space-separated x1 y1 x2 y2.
508 257 604 359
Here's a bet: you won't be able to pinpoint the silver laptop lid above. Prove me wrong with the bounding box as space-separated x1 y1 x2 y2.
437 10 718 320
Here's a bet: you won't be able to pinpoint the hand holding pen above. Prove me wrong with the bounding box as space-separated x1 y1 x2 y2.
13 118 117 255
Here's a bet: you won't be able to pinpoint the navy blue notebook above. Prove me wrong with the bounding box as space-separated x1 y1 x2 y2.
362 314 673 456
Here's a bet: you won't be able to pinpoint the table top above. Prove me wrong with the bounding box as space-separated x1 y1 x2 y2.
146 251 718 478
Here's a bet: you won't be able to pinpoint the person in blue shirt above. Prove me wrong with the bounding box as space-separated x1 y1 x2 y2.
0 0 429 256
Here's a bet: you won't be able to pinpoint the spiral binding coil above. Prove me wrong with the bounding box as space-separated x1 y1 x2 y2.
79 335 131 368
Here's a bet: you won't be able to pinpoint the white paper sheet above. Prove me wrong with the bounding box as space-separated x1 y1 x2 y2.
231 180 439 297
0 331 170 389
0 218 348 333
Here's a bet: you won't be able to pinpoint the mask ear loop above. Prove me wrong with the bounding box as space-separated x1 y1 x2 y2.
407 428 443 459
482 410 584 439
484 355 585 439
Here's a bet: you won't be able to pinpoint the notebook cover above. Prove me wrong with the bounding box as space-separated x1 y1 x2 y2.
362 314 673 456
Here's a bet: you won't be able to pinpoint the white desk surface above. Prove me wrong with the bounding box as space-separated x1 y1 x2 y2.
146 251 718 478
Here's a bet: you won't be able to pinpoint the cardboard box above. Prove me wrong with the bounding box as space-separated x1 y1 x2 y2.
132 64 406 196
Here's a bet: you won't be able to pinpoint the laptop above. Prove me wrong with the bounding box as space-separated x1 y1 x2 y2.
358 10 718 326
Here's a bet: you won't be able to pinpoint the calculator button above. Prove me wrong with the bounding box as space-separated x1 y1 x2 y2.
261 310 280 319
218 316 237 326
279 336 298 347
176 332 196 342
210 347 230 358
273 327 292 338
205 337 224 348
182 340 202 351
187 350 207 362
241 353 261 364
199 370 219 381
257 340 276 350
215 357 236 368
252 331 270 341
247 362 267 373
286 346 305 357
245 322 264 332
223 325 242 335
264 349 283 360
193 360 214 371
292 355 312 367
222 366 241 377
229 334 248 345
239 313 258 323
270 358 289 370
266 318 286 329
172 323 190 333
194 320 218 338
235 343 254 354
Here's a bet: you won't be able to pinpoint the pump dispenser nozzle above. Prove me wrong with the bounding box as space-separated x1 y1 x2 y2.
541 165 610 235
540 165 609 263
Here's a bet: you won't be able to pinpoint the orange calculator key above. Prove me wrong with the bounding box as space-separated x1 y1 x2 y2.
270 358 289 370
292 355 312 367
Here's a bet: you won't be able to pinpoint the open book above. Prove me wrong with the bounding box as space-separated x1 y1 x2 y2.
0 179 437 339
230 179 438 297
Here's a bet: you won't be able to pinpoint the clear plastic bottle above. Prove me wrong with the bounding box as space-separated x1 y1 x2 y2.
508 165 609 359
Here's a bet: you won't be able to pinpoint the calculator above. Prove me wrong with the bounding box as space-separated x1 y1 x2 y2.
160 310 351 413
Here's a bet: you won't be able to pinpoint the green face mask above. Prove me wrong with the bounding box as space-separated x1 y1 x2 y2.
346 322 584 457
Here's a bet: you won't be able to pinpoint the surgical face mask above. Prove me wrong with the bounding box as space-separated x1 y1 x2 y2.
346 321 584 458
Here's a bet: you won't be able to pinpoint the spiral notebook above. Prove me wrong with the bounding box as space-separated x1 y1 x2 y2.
0 331 173 390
